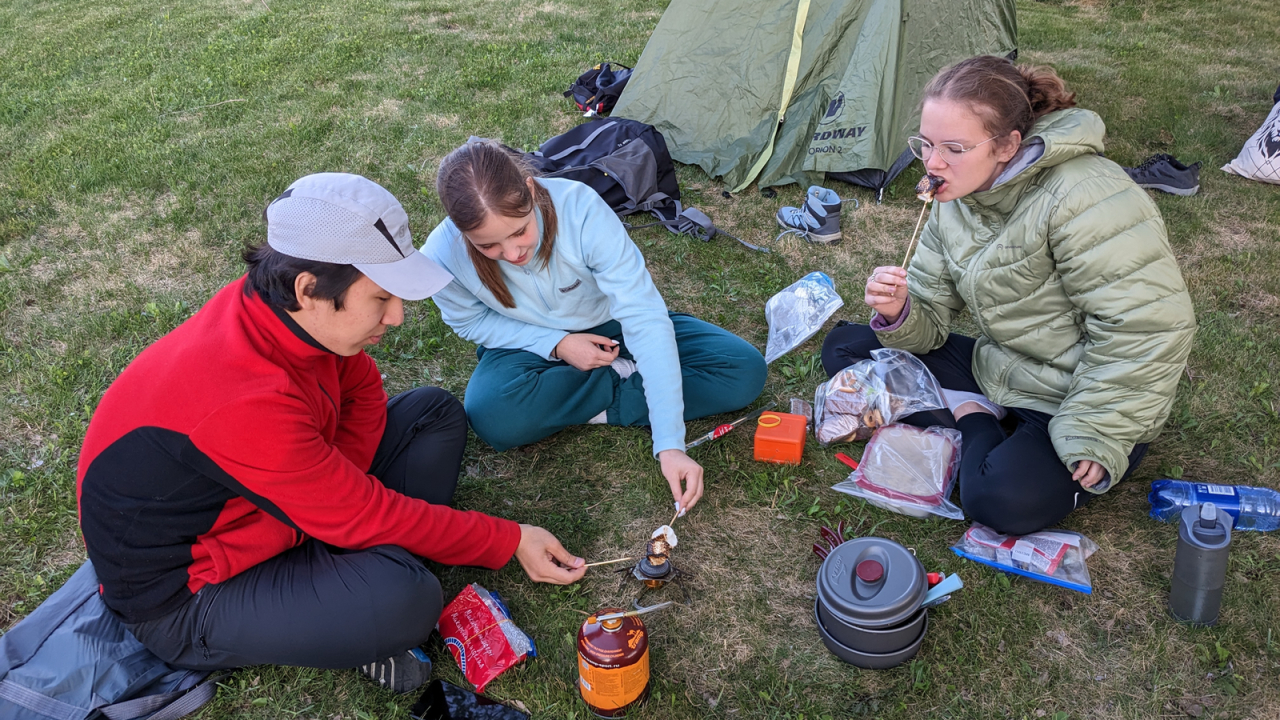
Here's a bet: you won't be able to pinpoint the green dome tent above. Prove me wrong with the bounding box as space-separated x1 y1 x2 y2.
612 0 1018 195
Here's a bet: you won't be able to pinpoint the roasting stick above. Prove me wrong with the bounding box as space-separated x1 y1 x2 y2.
895 175 942 286
584 556 635 569
900 199 930 269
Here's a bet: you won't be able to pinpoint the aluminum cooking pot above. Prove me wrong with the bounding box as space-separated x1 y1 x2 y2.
815 536 928 668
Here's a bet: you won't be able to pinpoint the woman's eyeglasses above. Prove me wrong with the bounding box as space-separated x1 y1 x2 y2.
907 135 1000 166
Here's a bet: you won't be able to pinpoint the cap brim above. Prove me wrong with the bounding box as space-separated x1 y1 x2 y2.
354 251 453 301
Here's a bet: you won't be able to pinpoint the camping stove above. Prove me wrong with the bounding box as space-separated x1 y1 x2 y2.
618 531 690 599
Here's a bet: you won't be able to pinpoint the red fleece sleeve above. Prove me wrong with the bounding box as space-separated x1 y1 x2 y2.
189 392 521 569
332 352 387 472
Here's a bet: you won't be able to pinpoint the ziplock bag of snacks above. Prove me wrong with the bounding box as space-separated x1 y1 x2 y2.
813 348 945 445
951 524 1099 594
832 424 963 519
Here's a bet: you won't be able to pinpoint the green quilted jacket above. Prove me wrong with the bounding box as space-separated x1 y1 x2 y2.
877 108 1196 492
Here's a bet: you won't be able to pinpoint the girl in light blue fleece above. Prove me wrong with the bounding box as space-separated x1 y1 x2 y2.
423 140 766 513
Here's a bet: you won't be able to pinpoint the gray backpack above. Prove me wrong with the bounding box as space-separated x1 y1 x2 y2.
0 561 224 720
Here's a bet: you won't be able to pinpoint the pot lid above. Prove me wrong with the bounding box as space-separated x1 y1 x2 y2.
816 537 926 628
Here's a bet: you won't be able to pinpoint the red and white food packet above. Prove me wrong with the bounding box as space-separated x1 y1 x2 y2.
952 524 1100 594
436 583 537 692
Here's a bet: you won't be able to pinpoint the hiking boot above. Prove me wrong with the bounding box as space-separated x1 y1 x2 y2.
1124 153 1201 195
359 648 432 694
775 186 842 244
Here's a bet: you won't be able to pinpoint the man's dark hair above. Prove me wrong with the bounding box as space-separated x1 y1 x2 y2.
242 243 364 312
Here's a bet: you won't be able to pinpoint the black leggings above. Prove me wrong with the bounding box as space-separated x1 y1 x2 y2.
821 323 1147 535
125 387 467 671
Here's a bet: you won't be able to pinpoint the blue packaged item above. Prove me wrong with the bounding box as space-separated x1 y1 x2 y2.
951 524 1098 594
1149 479 1280 531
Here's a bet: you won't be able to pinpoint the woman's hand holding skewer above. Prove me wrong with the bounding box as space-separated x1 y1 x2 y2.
864 266 908 323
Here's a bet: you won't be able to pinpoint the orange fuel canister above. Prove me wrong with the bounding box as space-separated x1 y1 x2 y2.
577 609 650 718
753 411 807 465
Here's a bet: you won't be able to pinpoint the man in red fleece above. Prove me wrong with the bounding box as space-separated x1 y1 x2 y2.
76 173 586 694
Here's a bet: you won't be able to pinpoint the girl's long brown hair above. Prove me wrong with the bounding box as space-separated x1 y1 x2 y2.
923 55 1077 146
436 140 558 309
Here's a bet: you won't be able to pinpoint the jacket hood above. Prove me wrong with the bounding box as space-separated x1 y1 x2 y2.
969 108 1107 210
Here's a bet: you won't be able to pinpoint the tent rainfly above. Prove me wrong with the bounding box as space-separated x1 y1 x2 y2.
612 0 1018 196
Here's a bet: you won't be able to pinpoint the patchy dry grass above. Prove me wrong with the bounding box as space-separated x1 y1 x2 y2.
2 0 1279 718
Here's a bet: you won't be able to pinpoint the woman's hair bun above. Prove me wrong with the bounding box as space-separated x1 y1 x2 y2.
1018 64 1077 118
923 55 1078 140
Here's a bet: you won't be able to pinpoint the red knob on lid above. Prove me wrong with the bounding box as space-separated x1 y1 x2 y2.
855 559 884 583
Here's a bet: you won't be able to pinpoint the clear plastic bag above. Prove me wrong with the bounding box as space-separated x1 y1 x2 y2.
951 524 1099 594
789 397 813 431
813 348 945 445
764 272 844 364
832 424 963 519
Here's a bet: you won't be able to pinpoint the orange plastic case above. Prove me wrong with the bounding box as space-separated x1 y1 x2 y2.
753 412 807 465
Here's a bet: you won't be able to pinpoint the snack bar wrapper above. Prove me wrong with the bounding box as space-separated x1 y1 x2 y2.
832 424 963 520
813 348 945 445
951 524 1099 594
437 583 537 692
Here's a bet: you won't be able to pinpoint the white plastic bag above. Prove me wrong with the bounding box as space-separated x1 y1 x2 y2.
832 424 963 519
813 348 945 445
1222 99 1280 185
763 272 844 364
951 524 1099 594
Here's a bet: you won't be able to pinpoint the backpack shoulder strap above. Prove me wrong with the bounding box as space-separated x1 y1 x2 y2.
623 205 769 253
0 679 88 720
97 671 228 720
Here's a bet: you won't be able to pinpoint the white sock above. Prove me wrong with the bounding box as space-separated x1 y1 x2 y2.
611 357 637 380
942 388 1006 420
587 410 609 424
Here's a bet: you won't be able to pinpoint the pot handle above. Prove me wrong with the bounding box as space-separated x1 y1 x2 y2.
851 546 890 600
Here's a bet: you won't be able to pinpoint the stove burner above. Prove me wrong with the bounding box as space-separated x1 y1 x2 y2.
633 556 676 587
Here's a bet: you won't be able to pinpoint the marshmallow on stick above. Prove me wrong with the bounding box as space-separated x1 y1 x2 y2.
901 174 942 269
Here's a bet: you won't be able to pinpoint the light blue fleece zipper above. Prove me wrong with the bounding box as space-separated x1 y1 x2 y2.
422 178 686 454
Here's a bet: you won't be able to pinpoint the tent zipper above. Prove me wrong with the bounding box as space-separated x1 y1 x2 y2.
730 0 811 192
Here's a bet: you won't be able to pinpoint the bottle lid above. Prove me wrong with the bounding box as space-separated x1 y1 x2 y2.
1179 504 1231 549
1198 502 1217 529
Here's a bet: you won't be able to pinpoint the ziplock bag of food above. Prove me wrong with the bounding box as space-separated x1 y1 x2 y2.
831 424 963 519
951 524 1099 594
813 348 945 444
436 583 538 692
763 271 844 364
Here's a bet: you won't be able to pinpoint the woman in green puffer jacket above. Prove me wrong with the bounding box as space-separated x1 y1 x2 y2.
821 56 1196 535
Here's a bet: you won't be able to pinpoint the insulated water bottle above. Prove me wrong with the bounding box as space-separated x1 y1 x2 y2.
1148 479 1280 531
1169 503 1232 625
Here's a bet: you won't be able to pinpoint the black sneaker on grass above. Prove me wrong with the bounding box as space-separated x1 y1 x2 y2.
1124 153 1201 195
359 648 432 694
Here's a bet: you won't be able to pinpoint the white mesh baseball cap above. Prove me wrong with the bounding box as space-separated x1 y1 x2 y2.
265 173 452 300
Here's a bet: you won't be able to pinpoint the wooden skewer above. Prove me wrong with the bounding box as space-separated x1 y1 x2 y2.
900 199 931 270
669 509 681 526
584 556 634 568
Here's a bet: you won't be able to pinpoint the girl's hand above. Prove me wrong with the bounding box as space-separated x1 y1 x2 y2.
514 524 586 584
864 266 908 323
554 333 620 371
1072 460 1106 488
657 449 704 514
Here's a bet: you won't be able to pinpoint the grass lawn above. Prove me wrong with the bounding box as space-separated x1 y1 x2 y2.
2 0 1279 717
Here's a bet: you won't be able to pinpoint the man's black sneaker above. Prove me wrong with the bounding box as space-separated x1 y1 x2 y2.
359 648 432 694
1124 153 1201 196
